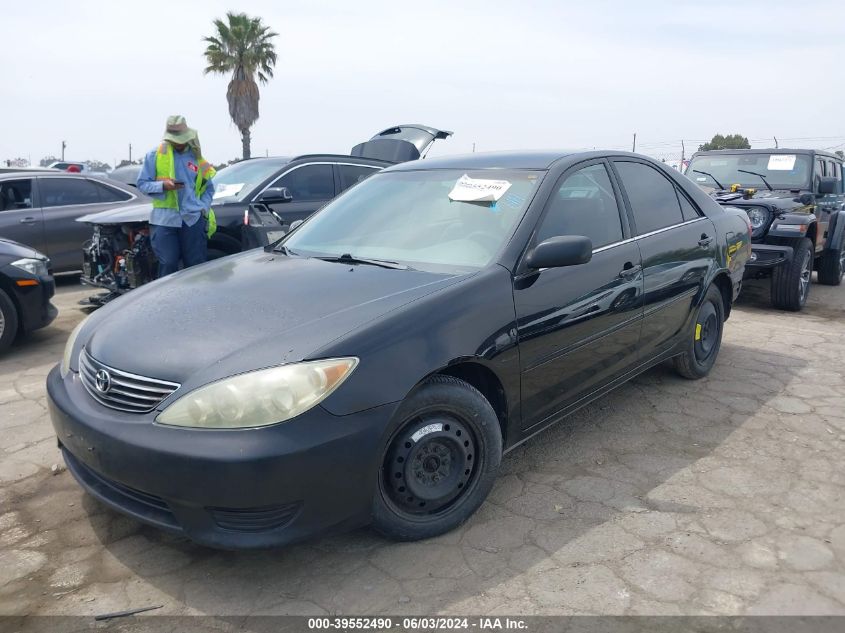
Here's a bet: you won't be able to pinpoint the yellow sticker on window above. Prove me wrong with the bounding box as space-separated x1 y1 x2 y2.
695 324 702 341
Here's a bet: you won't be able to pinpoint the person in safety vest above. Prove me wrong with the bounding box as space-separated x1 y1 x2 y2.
136 115 217 278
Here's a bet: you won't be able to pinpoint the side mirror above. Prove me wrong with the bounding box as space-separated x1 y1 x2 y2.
258 186 293 204
526 235 592 269
818 176 838 195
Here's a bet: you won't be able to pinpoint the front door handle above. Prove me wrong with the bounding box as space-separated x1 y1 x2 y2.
18 217 37 224
618 263 642 279
698 234 713 248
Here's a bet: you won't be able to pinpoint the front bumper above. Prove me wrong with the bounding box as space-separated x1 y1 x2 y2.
11 272 57 333
47 366 397 549
743 243 794 273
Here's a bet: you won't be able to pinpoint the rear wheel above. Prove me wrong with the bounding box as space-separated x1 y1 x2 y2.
0 289 19 354
372 376 502 541
771 238 813 311
673 284 725 380
817 241 845 286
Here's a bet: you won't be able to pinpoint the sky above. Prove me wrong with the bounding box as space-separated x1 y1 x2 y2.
3 0 845 167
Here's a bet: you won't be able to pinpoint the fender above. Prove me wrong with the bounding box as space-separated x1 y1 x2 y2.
768 211 817 239
824 210 845 252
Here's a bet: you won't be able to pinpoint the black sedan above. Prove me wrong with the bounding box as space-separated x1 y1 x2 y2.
0 238 57 353
48 151 750 548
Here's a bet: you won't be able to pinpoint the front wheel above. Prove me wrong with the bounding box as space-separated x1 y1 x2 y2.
771 238 813 311
372 375 502 541
0 288 19 355
673 284 725 380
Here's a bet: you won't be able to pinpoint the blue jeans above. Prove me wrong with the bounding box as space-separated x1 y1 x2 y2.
150 220 207 278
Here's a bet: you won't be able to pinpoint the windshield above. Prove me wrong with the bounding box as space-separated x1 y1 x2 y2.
212 158 290 203
284 169 543 271
687 153 812 190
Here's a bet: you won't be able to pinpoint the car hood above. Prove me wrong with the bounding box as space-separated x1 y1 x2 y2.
0 237 45 261
76 202 152 224
83 250 462 388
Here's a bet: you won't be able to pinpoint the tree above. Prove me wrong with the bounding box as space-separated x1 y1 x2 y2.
698 134 751 152
203 12 278 160
39 155 59 167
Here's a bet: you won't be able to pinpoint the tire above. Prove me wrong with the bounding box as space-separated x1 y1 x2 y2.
673 284 725 380
771 238 813 311
0 288 20 355
817 241 845 286
372 375 502 541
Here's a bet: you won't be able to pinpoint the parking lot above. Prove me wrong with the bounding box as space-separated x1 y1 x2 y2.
1 277 844 617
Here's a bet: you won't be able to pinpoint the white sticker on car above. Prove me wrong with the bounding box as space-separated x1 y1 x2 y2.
768 155 797 171
213 183 245 199
411 423 443 442
448 175 512 203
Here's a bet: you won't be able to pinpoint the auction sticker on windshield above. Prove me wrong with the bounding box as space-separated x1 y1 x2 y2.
448 174 512 202
768 155 797 171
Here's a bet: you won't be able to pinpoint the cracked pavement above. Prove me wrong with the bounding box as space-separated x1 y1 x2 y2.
1 277 844 616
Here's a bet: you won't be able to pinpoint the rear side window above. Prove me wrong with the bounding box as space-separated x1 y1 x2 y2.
40 178 101 207
338 164 379 191
274 164 335 201
676 189 700 221
93 181 132 202
537 163 623 249
614 161 684 235
0 179 34 211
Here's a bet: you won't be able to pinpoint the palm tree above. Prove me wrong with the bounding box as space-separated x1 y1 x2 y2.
203 12 278 159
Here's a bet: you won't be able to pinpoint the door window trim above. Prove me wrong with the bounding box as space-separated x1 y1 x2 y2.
253 161 377 201
35 175 137 209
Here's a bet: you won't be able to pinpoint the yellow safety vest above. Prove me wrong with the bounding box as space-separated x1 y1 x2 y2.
153 142 217 237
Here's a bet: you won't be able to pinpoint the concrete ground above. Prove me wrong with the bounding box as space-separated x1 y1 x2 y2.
1 275 844 617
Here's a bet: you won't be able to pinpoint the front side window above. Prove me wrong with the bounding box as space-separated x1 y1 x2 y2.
212 157 291 203
536 163 623 249
284 169 542 270
275 164 335 202
614 161 684 235
40 178 101 208
0 179 34 211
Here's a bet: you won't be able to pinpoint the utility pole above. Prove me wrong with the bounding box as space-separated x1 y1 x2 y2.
129 143 132 163
632 133 637 153
61 140 66 161
472 142 476 153
681 140 686 172
774 136 779 149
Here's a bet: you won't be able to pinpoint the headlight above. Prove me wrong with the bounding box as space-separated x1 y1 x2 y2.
11 257 49 277
745 207 770 231
156 358 358 429
60 317 89 378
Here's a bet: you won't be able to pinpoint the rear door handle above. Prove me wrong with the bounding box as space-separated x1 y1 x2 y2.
698 234 713 247
618 263 642 279
18 217 37 224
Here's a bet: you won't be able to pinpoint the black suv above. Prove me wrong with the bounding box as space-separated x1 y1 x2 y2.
687 149 844 310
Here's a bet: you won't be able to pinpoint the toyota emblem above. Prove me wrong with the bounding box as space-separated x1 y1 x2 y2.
95 369 112 393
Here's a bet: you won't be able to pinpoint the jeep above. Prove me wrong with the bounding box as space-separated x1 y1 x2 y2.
687 148 844 310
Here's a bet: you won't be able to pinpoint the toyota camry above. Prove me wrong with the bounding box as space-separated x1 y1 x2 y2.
48 151 750 548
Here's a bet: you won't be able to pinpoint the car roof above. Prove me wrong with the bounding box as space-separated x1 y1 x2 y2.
693 148 842 160
287 154 393 166
385 151 576 171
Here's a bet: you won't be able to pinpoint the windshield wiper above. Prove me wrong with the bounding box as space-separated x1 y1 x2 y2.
737 169 773 192
692 169 726 190
315 253 408 270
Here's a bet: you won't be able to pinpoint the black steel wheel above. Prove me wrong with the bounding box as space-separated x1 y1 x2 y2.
673 284 725 380
372 375 502 541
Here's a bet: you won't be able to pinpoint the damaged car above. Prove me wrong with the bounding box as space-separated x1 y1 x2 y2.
50 150 749 548
687 148 844 310
77 124 452 304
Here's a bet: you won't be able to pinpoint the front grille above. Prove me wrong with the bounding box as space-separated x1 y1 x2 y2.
79 348 180 413
209 503 302 532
